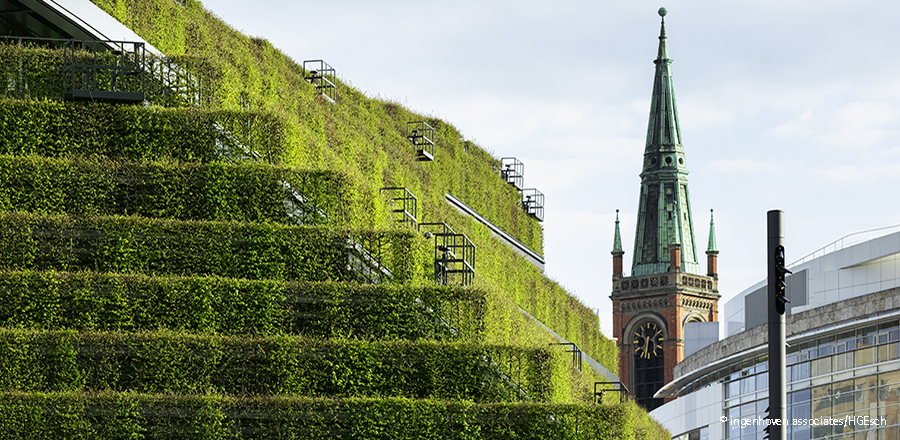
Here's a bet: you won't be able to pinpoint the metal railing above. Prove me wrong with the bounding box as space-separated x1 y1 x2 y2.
380 187 418 227
303 59 336 102
1 36 203 106
522 188 544 222
418 222 475 286
789 224 900 268
62 38 145 102
407 121 435 161
550 342 583 372
500 157 524 190
594 381 629 404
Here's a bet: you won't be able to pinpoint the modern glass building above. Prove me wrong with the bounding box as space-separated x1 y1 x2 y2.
651 227 900 440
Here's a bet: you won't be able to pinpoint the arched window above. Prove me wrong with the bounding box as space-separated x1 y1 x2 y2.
631 320 666 410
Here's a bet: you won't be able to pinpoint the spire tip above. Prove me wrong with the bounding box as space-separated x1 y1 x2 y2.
658 7 667 18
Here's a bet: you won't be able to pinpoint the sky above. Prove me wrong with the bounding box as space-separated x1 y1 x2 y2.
199 0 900 338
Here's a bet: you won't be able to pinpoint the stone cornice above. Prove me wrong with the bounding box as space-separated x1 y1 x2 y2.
611 272 719 299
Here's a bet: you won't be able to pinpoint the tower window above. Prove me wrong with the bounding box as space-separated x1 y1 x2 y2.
632 321 666 411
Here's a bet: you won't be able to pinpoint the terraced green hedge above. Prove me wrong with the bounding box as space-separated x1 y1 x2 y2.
0 0 621 381
0 154 351 225
0 212 426 282
0 43 69 100
84 0 623 373
1 9 619 373
0 98 283 163
0 329 551 402
0 391 670 439
0 270 485 340
0 41 217 107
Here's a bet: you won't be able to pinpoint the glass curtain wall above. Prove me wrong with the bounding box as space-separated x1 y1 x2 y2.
722 320 900 440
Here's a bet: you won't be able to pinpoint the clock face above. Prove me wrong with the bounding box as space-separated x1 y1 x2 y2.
633 322 664 359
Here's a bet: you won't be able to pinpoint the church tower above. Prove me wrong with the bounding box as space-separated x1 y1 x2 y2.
610 8 720 411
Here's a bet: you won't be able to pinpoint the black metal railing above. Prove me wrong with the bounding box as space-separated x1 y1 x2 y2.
418 222 475 286
407 121 435 161
500 157 524 190
380 187 418 227
63 39 145 103
522 188 544 222
550 342 583 372
594 381 629 404
303 59 336 102
1 36 204 106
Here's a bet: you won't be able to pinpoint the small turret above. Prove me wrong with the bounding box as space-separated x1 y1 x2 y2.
612 209 625 278
706 209 719 278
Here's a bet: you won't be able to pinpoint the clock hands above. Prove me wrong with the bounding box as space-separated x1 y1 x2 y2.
634 323 664 358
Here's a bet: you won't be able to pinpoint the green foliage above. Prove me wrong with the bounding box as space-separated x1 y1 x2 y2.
0 42 217 108
0 98 283 163
0 154 351 225
0 23 617 371
448 207 619 369
0 212 425 283
0 391 670 440
0 0 630 429
0 43 67 99
80 0 544 251
0 270 485 340
0 329 552 402
83 0 618 370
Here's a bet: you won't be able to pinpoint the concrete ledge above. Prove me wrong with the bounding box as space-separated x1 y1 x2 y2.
445 193 544 271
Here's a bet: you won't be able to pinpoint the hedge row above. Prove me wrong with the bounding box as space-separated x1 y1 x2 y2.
0 43 72 100
0 154 351 225
0 329 550 402
450 205 618 369
0 42 217 107
15 0 617 384
0 391 670 440
85 0 547 252
0 212 426 282
0 98 284 162
0 270 485 340
83 0 619 372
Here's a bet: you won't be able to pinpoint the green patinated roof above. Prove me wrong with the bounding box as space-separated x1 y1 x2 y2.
613 209 623 253
707 209 718 253
645 9 681 157
631 8 702 277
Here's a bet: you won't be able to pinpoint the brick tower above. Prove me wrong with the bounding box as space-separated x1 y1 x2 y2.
610 7 720 411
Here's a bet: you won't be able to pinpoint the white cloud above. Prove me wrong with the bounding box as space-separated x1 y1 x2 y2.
708 158 788 175
814 163 900 185
817 101 900 149
678 98 735 130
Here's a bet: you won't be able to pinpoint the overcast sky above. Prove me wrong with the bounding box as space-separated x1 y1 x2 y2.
199 0 900 337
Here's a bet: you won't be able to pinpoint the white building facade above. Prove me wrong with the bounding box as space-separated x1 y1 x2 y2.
651 227 900 440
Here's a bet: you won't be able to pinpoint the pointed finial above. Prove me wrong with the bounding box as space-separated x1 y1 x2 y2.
656 7 669 60
707 209 718 253
613 209 624 253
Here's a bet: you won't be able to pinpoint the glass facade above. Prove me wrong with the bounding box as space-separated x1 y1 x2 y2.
722 320 900 440
675 426 710 440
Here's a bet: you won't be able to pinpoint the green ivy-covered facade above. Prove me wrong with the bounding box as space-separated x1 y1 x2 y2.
0 0 672 437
